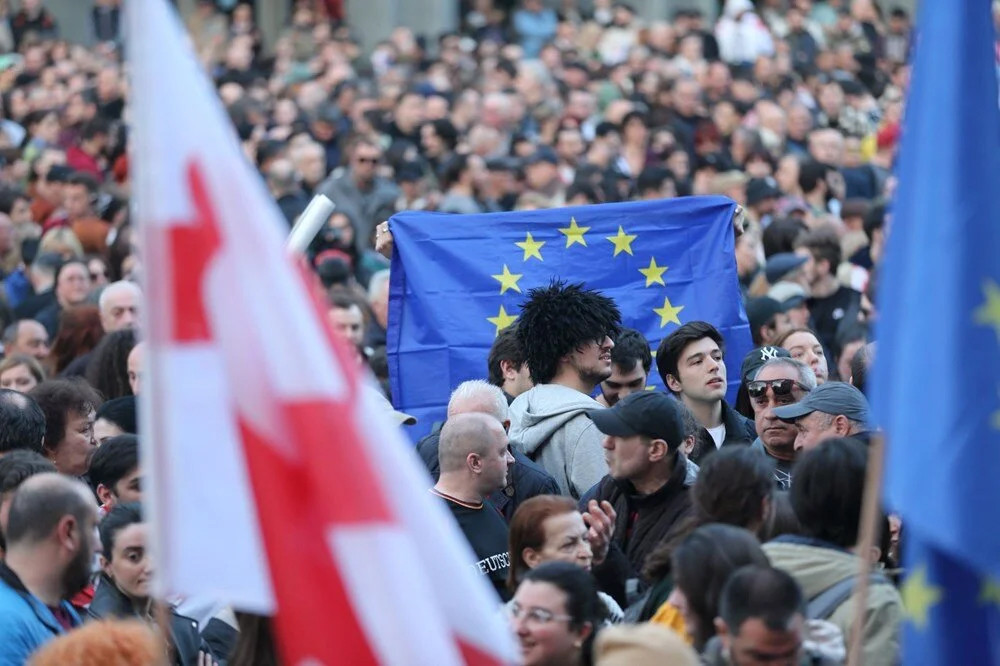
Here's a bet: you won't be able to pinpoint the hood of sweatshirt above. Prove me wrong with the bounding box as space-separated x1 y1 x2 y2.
509 384 603 457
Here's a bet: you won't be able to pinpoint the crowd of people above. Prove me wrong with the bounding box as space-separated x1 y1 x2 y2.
0 0 930 662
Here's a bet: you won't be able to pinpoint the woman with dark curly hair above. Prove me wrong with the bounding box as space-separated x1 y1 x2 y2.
85 328 136 400
29 378 103 476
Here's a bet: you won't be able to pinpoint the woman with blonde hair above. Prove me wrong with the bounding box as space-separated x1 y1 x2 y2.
38 227 84 260
0 353 46 392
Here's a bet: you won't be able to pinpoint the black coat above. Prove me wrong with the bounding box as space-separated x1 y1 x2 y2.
688 400 758 465
88 575 216 666
416 427 561 522
581 453 693 606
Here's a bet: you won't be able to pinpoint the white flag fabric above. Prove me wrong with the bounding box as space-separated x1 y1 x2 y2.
128 0 516 662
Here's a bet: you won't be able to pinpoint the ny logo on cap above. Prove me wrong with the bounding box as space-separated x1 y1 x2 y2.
759 346 780 361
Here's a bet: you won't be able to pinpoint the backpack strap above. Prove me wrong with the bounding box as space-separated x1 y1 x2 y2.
807 572 890 620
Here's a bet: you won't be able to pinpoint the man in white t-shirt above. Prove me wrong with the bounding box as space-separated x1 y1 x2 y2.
655 321 757 464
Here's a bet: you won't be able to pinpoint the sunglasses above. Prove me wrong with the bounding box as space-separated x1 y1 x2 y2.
747 378 811 399
354 156 380 164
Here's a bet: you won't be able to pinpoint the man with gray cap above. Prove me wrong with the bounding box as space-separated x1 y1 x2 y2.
581 392 694 602
772 381 872 452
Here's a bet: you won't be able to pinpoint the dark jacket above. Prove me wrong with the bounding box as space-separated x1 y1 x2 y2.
689 400 758 465
416 427 561 522
581 453 693 605
88 575 215 666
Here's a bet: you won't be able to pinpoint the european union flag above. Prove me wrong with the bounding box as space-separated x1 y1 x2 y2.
387 196 751 439
872 1 1000 662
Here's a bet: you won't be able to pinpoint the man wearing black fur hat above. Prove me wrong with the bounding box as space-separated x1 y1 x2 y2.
508 280 622 499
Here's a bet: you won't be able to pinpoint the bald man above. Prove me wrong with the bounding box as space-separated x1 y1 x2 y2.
0 473 98 662
431 412 514 599
416 380 558 521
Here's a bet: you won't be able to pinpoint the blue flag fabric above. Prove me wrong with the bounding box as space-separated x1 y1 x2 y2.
872 1 1000 662
387 196 750 439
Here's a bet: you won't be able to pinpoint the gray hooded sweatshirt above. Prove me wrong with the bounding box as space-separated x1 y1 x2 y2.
508 384 609 499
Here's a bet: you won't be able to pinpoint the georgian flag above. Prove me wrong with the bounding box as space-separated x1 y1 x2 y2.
127 1 515 663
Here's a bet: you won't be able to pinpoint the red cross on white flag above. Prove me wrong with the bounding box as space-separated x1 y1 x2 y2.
127 1 515 663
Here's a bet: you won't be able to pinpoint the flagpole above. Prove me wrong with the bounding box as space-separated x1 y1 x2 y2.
847 432 885 666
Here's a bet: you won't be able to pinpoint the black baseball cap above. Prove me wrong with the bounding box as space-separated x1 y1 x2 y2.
740 345 792 383
746 297 786 334
586 391 685 449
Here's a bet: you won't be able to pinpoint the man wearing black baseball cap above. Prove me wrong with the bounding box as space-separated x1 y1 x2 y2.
582 392 693 599
745 297 792 347
772 381 872 452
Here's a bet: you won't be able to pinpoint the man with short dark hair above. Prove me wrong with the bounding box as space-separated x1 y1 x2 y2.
707 564 841 666
65 117 109 182
636 166 677 200
748 357 816 488
763 439 901 665
0 473 98 662
795 228 862 356
486 325 534 404
746 297 792 347
438 153 486 215
431 412 515 598
597 328 652 407
327 292 366 361
0 451 56 554
656 321 756 464
584 391 693 602
87 434 141 514
63 172 110 254
773 381 871 451
0 389 46 456
509 280 622 498
93 396 137 444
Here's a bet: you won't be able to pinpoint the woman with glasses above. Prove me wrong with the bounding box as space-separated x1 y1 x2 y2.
508 561 606 666
507 495 624 625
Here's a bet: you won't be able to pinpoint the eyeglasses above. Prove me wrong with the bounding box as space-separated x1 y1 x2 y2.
747 379 811 399
507 603 573 626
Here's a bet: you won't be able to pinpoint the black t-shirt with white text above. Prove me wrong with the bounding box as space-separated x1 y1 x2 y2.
431 490 511 601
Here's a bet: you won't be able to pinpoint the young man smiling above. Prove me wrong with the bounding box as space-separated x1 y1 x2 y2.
656 321 757 464
509 280 622 499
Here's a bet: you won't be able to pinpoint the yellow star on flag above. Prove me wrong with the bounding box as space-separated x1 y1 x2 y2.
606 225 637 257
559 217 590 247
487 305 518 335
979 577 1000 607
974 279 1000 344
654 296 685 328
492 264 523 295
901 565 942 630
639 257 668 287
515 232 545 261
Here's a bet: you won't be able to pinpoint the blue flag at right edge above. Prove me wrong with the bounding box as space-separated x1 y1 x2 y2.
872 1 1000 663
